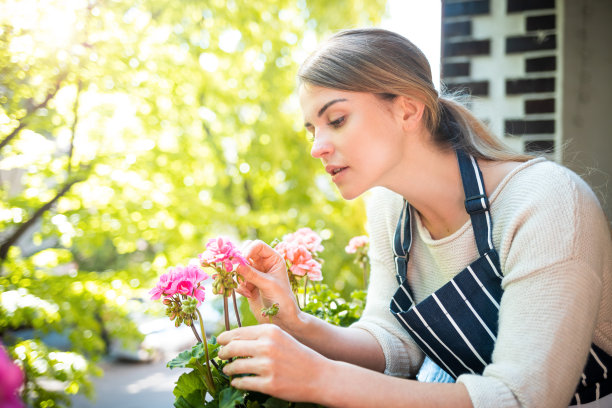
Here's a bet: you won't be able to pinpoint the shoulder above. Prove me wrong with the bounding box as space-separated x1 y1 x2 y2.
491 158 611 277
492 158 604 219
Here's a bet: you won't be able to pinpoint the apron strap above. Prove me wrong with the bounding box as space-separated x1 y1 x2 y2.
393 200 412 287
455 149 495 256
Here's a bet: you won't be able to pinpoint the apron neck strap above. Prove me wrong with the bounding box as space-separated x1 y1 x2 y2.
392 149 496 284
455 149 495 256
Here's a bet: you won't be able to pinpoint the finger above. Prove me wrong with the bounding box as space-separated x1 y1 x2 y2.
217 325 273 345
223 355 267 376
235 279 255 298
234 284 253 299
243 240 283 265
235 263 272 288
230 374 265 393
217 339 261 360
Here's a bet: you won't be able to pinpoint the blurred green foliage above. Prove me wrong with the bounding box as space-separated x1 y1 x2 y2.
302 284 367 328
0 0 385 406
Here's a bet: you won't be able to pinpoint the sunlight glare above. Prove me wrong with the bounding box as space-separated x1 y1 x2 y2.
382 0 442 89
0 0 86 51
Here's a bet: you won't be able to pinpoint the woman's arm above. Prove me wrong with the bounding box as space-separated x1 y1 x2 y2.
292 307 387 372
217 324 473 408
235 239 386 372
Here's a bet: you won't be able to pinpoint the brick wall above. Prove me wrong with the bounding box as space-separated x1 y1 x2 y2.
441 0 558 156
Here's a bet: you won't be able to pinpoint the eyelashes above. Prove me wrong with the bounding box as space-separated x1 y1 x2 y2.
329 116 345 128
305 116 346 142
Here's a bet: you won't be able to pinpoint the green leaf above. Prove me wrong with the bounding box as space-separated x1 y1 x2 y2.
219 387 245 408
174 395 196 408
168 349 197 369
262 397 291 408
206 340 221 360
169 342 221 369
204 400 220 408
173 371 205 400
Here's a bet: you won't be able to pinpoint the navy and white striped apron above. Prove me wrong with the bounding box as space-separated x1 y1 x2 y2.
390 149 611 405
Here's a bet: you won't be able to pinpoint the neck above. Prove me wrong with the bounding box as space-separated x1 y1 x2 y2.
382 138 468 240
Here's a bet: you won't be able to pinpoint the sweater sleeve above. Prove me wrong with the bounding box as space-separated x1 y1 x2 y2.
457 162 611 408
350 188 425 377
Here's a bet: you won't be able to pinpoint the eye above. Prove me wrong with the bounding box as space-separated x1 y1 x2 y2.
329 116 345 128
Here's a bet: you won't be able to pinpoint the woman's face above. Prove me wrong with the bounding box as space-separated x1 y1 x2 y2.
299 85 408 200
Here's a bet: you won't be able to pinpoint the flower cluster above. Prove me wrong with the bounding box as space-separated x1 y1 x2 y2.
345 235 369 254
0 344 24 408
345 235 370 288
149 264 209 306
274 227 323 283
149 236 250 398
199 237 249 273
199 237 249 296
149 264 210 328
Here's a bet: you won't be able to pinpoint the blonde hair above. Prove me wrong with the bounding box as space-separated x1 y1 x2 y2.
298 28 532 162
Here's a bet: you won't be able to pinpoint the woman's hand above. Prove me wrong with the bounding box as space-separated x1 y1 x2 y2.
217 324 327 403
235 240 301 330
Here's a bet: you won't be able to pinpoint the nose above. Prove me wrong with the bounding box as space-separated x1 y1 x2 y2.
310 132 334 159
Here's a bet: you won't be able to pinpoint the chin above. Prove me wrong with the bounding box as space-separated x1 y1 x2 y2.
337 186 367 201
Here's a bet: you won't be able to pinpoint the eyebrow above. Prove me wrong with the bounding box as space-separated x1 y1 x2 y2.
304 98 348 128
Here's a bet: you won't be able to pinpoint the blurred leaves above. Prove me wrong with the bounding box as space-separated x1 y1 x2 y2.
0 0 385 406
302 284 366 327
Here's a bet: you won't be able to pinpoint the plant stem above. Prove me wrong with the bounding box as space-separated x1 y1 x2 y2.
195 308 216 395
194 360 216 397
222 295 230 331
231 289 242 327
362 261 367 289
303 278 309 306
190 322 203 343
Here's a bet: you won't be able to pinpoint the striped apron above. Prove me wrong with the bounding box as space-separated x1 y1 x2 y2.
390 149 611 405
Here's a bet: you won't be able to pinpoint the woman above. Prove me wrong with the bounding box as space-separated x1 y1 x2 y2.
217 28 612 407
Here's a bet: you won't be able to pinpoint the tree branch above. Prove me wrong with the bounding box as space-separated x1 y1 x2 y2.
0 177 84 262
0 72 67 152
67 80 82 175
0 122 26 151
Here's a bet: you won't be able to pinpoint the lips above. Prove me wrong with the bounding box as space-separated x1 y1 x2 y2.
325 165 348 176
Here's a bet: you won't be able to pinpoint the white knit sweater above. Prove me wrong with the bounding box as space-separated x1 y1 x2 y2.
351 158 612 407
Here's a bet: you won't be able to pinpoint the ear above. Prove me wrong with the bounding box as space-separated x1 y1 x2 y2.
395 95 425 132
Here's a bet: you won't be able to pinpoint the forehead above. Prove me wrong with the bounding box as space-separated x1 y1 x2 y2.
299 85 364 116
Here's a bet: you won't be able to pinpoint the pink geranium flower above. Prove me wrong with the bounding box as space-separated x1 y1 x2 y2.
199 236 249 273
345 235 369 254
283 228 324 254
275 240 322 282
0 344 24 408
149 264 209 305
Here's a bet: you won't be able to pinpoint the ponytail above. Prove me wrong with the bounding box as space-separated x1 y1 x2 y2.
436 97 533 161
